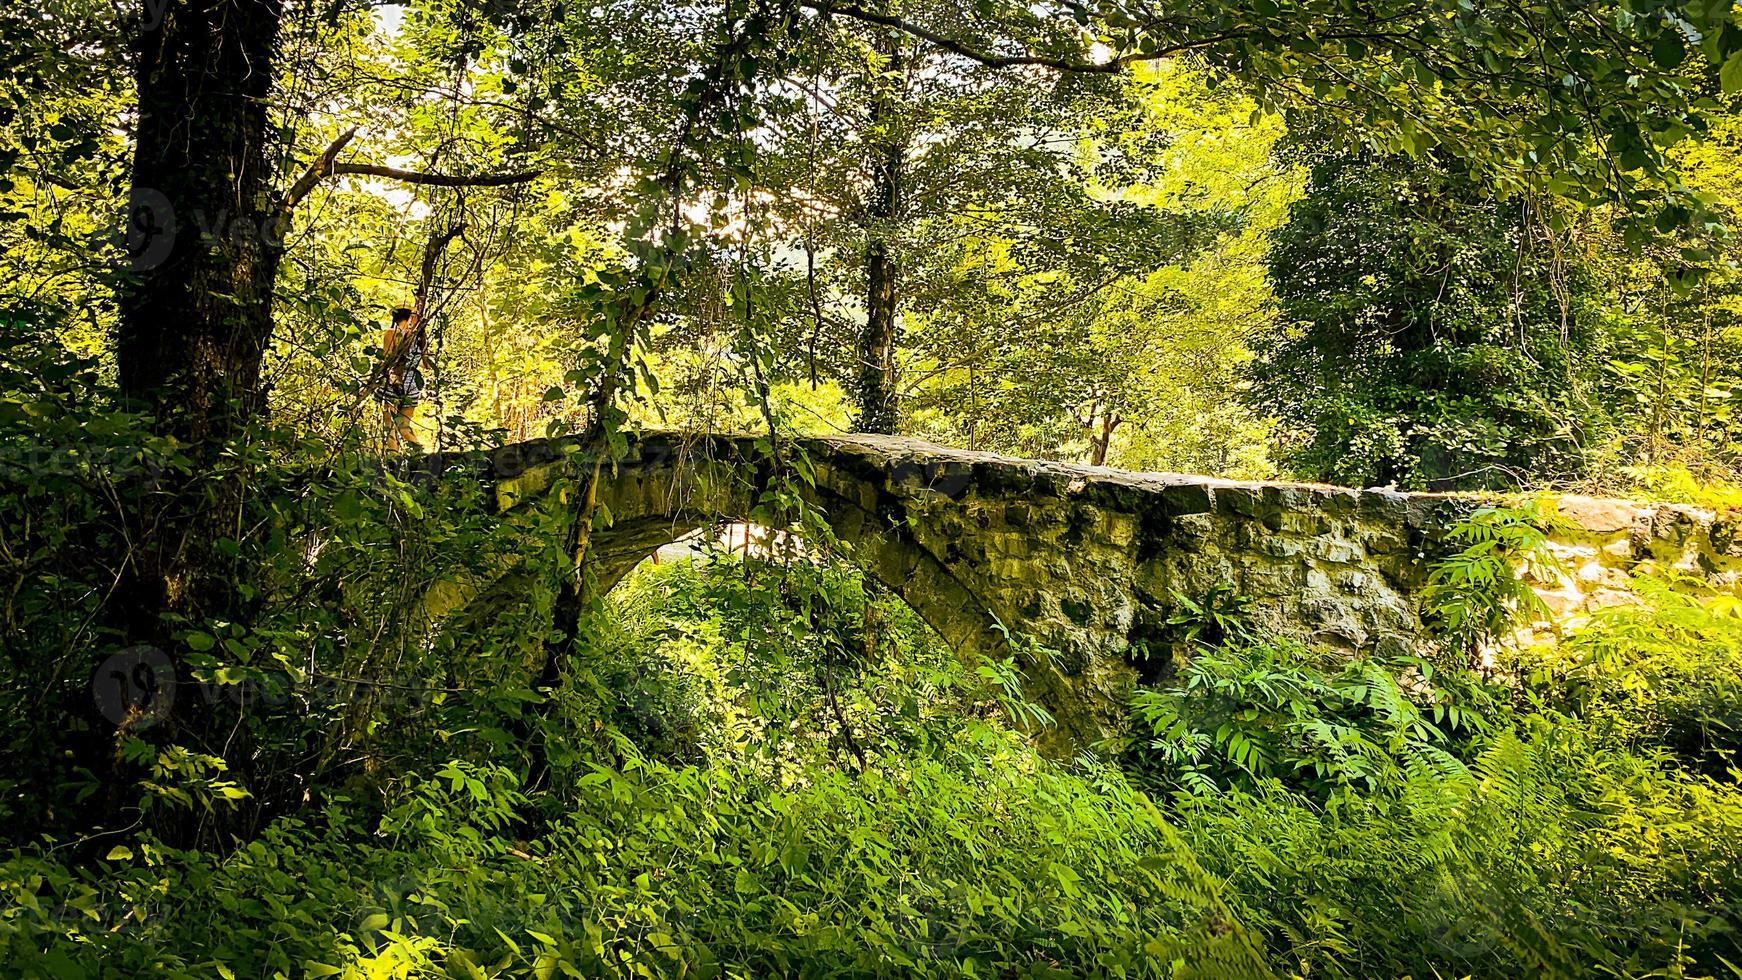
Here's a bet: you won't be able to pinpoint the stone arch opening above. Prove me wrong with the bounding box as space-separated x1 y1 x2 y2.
586 460 1011 669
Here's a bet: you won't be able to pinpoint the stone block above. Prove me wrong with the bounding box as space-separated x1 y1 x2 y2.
1320 491 1360 517
1557 495 1639 533
1161 483 1213 516
1366 595 1419 633
1215 486 1261 517
1534 586 1585 618
1276 511 1329 535
1362 529 1409 555
1650 509 1695 544
1372 632 1415 658
1305 539 1361 564
1255 537 1306 558
1243 563 1306 595
1061 596 1094 625
1304 603 1369 648
1712 518 1742 557
1545 541 1597 561
1574 560 1627 588
1337 570 1372 593
1170 513 1214 552
1405 496 1447 533
1359 490 1409 524
1105 513 1137 547
1234 522 1257 549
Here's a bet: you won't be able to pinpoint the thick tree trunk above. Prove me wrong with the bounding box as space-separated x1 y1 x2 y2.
859 236 899 434
121 0 286 447
83 0 288 842
855 38 905 435
112 0 288 641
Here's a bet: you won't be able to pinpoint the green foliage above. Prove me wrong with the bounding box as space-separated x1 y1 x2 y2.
901 63 1289 474
1258 144 1610 489
974 652 1058 734
1128 641 1492 800
1518 575 1742 775
592 553 1002 768
1622 463 1742 508
1421 502 1564 659
1106 0 1740 232
15 0 1742 975
1123 586 1742 976
1115 553 1742 976
0 306 574 840
10 617 1742 978
0 749 1272 979
1175 723 1742 978
1164 584 1257 652
6 389 1742 976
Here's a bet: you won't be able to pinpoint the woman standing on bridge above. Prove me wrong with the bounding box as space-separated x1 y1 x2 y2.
376 306 432 451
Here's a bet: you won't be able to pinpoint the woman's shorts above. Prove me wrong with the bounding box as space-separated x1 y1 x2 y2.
375 369 426 407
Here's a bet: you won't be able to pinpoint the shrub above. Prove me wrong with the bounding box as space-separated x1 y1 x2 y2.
1517 575 1742 775
1420 500 1564 662
1126 640 1495 800
0 748 1273 979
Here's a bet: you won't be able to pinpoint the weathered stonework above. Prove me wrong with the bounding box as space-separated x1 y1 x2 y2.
1515 494 1742 631
443 432 1742 752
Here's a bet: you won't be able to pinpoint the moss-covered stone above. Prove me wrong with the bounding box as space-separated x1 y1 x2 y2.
431 430 1742 757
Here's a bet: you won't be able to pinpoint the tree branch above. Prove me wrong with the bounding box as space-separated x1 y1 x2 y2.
281 127 359 218
329 163 543 188
278 126 541 219
802 0 1239 73
809 3 1403 77
414 223 467 323
805 0 1122 71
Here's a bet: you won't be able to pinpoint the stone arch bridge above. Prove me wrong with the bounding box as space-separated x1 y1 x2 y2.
430 431 1742 748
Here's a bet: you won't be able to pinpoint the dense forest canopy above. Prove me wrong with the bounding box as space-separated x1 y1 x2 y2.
6 0 1742 975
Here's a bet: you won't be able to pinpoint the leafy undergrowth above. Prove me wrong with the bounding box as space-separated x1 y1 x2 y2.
1121 643 1742 977
1519 575 1742 776
4 558 1742 978
0 745 1267 979
6 717 1739 978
